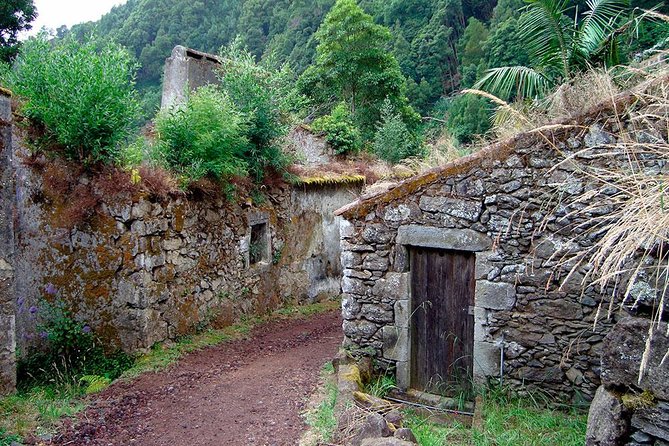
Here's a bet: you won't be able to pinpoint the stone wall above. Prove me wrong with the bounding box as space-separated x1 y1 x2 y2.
335 99 667 402
161 46 222 110
0 91 16 395
7 136 359 360
586 317 669 445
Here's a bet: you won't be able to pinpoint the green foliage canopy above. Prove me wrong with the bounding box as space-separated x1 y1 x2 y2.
300 0 413 134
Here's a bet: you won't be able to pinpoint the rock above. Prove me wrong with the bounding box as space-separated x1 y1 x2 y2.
584 124 616 148
352 413 392 446
393 428 417 443
601 317 669 400
360 438 416 446
363 224 393 244
516 366 563 384
586 386 629 446
342 294 362 320
384 409 404 427
362 254 389 272
631 401 669 441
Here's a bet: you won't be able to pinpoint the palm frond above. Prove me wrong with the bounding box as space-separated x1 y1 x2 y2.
578 0 628 59
521 0 574 78
473 66 552 100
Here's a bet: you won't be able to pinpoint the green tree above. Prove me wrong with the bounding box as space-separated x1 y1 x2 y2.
299 0 416 135
373 100 423 163
446 94 491 143
0 0 36 62
483 18 531 69
475 0 631 99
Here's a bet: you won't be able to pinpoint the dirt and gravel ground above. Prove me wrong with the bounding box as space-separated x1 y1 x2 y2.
41 310 342 446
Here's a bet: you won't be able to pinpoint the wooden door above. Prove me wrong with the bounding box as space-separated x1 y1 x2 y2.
410 248 475 394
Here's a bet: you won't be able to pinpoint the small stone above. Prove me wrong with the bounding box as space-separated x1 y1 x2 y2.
384 409 404 427
394 428 417 443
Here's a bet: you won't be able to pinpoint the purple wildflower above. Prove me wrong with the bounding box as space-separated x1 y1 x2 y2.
39 331 49 339
17 297 25 309
45 283 57 295
82 325 92 334
29 306 38 314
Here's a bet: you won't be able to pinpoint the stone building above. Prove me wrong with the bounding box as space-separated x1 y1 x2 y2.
335 89 668 403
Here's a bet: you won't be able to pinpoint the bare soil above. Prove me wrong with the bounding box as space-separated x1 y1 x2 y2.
42 310 342 446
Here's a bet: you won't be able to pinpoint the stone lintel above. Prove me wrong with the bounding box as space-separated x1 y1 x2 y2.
397 225 491 252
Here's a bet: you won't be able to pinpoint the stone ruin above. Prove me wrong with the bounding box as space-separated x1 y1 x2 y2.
334 82 669 442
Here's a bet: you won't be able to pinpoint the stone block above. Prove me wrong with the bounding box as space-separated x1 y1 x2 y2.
631 401 669 442
397 225 492 252
394 300 410 329
396 361 410 390
383 326 409 362
362 304 394 323
372 273 409 302
515 366 563 383
419 196 482 221
340 219 355 239
393 245 409 272
475 281 516 310
586 386 629 446
363 224 393 244
529 299 583 320
363 254 389 272
474 307 489 341
343 319 379 340
384 205 411 223
342 277 368 296
342 251 362 268
473 341 499 381
601 317 669 400
474 251 496 279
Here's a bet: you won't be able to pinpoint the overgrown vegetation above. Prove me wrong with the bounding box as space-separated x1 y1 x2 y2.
154 85 248 183
2 34 140 163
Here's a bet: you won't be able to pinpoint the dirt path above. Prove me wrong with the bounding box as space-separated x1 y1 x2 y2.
44 310 342 446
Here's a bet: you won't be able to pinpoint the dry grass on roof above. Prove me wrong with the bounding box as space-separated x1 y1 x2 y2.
336 66 669 219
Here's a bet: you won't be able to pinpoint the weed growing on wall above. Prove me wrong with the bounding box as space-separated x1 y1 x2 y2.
5 34 140 164
17 292 132 388
155 85 249 184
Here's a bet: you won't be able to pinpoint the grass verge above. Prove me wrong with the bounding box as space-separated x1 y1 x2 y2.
302 362 339 446
404 388 587 446
0 299 340 443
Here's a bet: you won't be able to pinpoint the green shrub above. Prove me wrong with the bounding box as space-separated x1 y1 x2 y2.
218 40 298 181
373 100 423 163
312 102 361 155
5 34 140 163
155 86 249 183
17 299 133 387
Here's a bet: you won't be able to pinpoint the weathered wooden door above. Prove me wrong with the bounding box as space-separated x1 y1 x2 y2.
410 248 475 394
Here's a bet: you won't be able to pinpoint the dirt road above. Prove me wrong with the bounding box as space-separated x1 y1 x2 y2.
45 310 342 446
